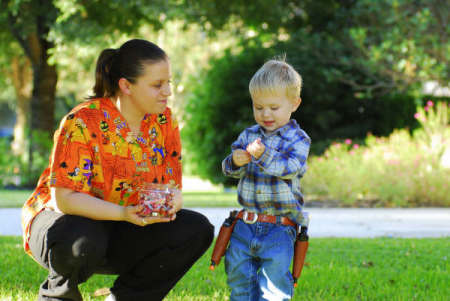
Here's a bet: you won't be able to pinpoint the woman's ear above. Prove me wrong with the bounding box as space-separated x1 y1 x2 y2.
118 78 132 95
292 97 302 112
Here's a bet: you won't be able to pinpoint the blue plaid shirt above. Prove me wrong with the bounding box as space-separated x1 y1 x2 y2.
222 119 310 225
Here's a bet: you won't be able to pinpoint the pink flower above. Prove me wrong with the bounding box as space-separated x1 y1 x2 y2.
426 100 434 107
353 144 360 149
345 138 352 145
414 112 426 121
387 160 400 165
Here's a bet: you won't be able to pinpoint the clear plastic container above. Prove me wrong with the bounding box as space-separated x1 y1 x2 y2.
137 183 175 217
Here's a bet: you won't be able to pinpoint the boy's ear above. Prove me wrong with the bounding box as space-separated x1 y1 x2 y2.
292 97 302 112
118 78 132 95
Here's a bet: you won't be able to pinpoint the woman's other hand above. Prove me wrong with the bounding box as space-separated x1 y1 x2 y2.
124 204 172 226
167 189 183 221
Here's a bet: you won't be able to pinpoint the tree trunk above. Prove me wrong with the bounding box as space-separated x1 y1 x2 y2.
10 57 32 157
28 32 57 137
5 0 59 182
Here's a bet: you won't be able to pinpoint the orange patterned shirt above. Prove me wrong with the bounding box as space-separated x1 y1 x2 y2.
21 98 182 255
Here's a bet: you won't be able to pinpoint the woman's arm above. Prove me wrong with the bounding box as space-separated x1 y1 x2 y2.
53 187 126 220
52 187 172 225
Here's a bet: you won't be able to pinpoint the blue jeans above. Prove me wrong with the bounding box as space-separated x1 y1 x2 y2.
225 219 297 301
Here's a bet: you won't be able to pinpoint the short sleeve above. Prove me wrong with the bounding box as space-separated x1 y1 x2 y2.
49 112 95 193
164 112 182 189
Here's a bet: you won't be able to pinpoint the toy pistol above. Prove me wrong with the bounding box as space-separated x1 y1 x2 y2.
292 212 310 287
209 210 238 270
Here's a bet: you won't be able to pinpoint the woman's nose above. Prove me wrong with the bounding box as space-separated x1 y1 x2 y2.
162 83 172 96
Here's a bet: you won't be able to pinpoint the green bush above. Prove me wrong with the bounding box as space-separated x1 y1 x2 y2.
0 129 52 188
182 46 273 185
182 34 426 184
277 32 423 153
303 101 450 207
0 138 21 187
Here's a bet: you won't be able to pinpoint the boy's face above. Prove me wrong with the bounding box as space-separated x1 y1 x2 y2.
252 93 301 133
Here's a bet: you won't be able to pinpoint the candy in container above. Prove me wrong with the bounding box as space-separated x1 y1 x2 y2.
137 183 175 217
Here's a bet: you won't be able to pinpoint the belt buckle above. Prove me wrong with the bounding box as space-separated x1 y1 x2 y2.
242 211 258 224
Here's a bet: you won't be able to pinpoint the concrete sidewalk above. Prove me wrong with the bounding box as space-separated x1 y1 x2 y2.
1 207 449 238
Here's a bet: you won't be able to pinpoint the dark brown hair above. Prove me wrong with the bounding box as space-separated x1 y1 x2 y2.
89 39 167 99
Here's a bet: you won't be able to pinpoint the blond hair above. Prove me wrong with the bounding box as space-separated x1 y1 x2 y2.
249 57 302 102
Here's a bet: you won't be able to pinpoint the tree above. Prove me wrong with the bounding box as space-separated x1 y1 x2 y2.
181 0 450 184
183 0 449 95
1 0 58 139
0 0 183 177
338 0 449 96
0 26 32 158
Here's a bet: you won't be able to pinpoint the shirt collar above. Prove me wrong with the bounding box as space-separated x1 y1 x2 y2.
250 119 299 138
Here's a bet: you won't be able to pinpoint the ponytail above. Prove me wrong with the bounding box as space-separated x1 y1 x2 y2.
89 48 117 99
89 39 167 100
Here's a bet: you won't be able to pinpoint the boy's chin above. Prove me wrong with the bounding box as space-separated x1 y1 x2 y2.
261 126 276 133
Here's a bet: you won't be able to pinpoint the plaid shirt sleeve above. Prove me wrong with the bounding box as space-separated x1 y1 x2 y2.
222 130 248 178
254 132 310 179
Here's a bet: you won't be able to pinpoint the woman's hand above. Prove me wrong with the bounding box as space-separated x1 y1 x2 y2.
123 204 172 226
167 189 183 221
52 187 174 227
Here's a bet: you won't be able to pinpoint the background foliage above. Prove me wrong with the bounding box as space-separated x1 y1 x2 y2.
0 0 449 206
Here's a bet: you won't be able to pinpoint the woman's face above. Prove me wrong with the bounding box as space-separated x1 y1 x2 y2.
128 59 172 115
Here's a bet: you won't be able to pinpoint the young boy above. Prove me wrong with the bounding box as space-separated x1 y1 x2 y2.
222 58 310 300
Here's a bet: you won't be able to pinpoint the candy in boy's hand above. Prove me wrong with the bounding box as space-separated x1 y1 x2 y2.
246 138 265 159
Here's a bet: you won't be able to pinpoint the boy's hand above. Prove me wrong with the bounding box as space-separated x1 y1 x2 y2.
246 138 265 159
232 149 251 167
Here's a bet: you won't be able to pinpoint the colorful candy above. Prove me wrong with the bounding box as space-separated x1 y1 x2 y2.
137 183 175 217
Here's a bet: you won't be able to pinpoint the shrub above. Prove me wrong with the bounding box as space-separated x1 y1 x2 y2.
0 129 52 188
182 34 423 184
302 101 450 207
182 46 273 185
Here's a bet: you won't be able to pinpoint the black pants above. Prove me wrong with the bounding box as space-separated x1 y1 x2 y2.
28 209 214 301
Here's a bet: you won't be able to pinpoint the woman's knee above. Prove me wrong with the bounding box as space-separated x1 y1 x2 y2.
49 234 107 277
180 209 214 245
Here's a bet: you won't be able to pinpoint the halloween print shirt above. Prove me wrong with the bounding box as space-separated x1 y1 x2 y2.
21 98 182 255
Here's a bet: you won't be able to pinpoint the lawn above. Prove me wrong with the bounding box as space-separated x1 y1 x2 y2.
1 236 448 300
0 189 239 208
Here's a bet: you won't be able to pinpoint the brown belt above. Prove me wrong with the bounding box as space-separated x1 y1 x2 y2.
236 210 297 227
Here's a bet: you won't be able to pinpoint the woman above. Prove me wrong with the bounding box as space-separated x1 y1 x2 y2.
22 39 214 301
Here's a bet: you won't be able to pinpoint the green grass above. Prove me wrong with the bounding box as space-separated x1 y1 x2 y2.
1 236 448 300
0 189 33 208
182 192 238 207
0 189 239 208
